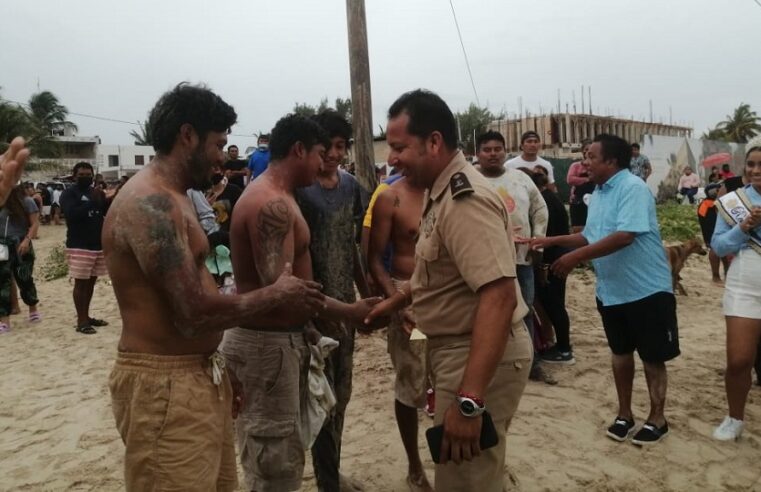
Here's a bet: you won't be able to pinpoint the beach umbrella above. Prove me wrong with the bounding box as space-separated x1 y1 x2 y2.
702 153 731 168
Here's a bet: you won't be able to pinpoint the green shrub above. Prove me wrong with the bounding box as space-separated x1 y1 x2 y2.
40 243 69 281
657 203 701 242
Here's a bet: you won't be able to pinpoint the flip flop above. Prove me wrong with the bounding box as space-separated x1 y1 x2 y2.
0 323 9 334
76 325 97 335
89 318 109 327
28 312 42 323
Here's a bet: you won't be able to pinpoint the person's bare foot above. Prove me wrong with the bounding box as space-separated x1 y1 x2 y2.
10 306 21 315
711 277 724 285
339 473 364 492
406 472 433 492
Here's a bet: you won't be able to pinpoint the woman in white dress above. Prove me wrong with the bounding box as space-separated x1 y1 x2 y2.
711 136 761 441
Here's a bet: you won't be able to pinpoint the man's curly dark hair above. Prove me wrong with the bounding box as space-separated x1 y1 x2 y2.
269 114 329 161
148 83 237 155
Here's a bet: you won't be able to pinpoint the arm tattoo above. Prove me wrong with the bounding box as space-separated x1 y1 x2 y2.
256 199 292 283
137 194 184 275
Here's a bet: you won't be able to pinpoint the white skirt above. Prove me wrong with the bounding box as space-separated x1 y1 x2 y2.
724 248 761 319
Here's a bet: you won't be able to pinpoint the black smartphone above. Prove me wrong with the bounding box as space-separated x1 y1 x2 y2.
425 411 499 464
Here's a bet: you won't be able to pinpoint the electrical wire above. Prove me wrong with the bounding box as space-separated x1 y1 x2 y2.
448 0 480 107
0 97 257 138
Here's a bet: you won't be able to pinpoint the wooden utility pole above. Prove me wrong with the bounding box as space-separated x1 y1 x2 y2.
346 0 377 192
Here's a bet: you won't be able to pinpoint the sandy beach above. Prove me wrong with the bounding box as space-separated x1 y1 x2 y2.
1 224 759 491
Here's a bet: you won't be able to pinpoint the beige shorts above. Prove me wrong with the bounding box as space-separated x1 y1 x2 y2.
66 248 107 279
388 305 428 408
428 322 532 492
108 351 237 492
220 328 310 492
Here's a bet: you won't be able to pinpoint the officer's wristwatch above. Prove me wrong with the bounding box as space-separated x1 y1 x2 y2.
455 392 485 418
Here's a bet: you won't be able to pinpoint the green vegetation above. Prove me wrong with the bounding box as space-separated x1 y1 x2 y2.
40 243 69 281
1 89 75 157
702 102 761 143
657 203 701 242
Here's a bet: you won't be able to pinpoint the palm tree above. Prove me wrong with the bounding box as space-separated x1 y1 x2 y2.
28 91 77 135
129 120 153 146
701 127 727 141
718 103 761 143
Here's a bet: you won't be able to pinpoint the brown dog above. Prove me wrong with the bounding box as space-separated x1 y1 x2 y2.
665 237 707 295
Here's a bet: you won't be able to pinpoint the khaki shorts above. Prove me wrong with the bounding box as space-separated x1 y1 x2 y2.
220 328 310 492
108 351 237 492
428 322 532 492
388 304 428 409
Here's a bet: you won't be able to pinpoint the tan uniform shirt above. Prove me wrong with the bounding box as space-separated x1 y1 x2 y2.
411 152 529 338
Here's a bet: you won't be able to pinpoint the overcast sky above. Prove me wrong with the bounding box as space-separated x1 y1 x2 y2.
3 0 760 150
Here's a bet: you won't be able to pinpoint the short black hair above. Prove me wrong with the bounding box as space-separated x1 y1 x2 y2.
312 109 352 147
269 114 330 161
148 83 237 155
631 142 640 149
73 161 94 175
476 130 505 151
594 134 632 169
387 89 457 149
580 138 592 147
228 144 238 151
521 130 540 143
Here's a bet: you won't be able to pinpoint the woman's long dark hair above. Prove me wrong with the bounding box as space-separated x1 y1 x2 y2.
3 185 31 229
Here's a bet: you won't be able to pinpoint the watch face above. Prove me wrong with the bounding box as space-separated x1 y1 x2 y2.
461 400 476 415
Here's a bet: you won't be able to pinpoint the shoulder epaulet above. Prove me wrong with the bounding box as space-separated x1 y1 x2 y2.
450 172 474 199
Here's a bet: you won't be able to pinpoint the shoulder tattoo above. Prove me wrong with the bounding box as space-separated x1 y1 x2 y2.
256 199 292 278
136 194 184 275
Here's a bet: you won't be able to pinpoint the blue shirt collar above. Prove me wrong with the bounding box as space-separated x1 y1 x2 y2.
597 168 630 190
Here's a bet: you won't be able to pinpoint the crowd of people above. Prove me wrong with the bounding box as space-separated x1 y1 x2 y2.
1 82 760 492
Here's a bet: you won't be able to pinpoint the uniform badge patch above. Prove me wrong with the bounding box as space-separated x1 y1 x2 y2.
450 172 474 199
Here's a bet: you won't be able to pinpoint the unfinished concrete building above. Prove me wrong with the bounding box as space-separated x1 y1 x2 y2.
488 113 692 157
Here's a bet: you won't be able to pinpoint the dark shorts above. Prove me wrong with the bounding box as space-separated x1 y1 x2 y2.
569 203 588 227
596 292 680 363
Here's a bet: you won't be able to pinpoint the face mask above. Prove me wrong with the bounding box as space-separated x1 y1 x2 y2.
258 143 269 151
77 177 93 189
211 173 224 185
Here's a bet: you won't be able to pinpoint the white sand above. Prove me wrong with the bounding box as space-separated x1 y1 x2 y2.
1 225 759 491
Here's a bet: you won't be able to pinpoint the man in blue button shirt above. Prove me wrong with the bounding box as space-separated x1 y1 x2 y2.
530 134 678 446
246 134 271 183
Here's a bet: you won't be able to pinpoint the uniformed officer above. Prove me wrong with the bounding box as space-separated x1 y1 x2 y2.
365 89 533 492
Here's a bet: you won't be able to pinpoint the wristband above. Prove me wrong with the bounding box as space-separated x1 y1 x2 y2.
456 391 485 407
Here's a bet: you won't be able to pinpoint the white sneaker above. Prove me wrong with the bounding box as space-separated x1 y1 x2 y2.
713 416 744 441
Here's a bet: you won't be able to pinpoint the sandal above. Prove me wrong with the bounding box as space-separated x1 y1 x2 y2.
29 312 42 323
76 325 97 335
0 323 9 334
89 318 109 327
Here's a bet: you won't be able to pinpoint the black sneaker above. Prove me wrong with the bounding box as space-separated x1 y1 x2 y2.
632 421 669 446
539 347 575 365
606 417 635 442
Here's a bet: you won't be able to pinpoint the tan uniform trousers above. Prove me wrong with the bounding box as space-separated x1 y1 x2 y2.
428 322 532 492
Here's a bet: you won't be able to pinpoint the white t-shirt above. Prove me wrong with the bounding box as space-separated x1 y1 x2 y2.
505 155 555 184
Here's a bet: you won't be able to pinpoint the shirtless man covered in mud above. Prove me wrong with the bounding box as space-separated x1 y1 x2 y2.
103 84 325 492
220 113 384 492
368 173 433 492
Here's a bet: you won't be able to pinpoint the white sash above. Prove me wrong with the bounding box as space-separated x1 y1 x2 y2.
716 188 761 254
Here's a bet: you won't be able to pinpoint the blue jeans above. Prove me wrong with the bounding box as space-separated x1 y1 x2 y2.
516 265 538 366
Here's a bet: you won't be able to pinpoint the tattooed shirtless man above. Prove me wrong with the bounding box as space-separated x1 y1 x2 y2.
220 114 384 492
103 85 325 492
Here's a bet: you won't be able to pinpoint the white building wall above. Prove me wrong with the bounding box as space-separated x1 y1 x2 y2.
96 145 154 179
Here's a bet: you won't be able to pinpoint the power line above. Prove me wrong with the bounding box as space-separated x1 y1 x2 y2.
1 97 257 138
755 0 761 7
448 0 480 107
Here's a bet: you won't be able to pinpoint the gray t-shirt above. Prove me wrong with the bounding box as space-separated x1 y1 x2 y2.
296 171 365 303
0 197 38 240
